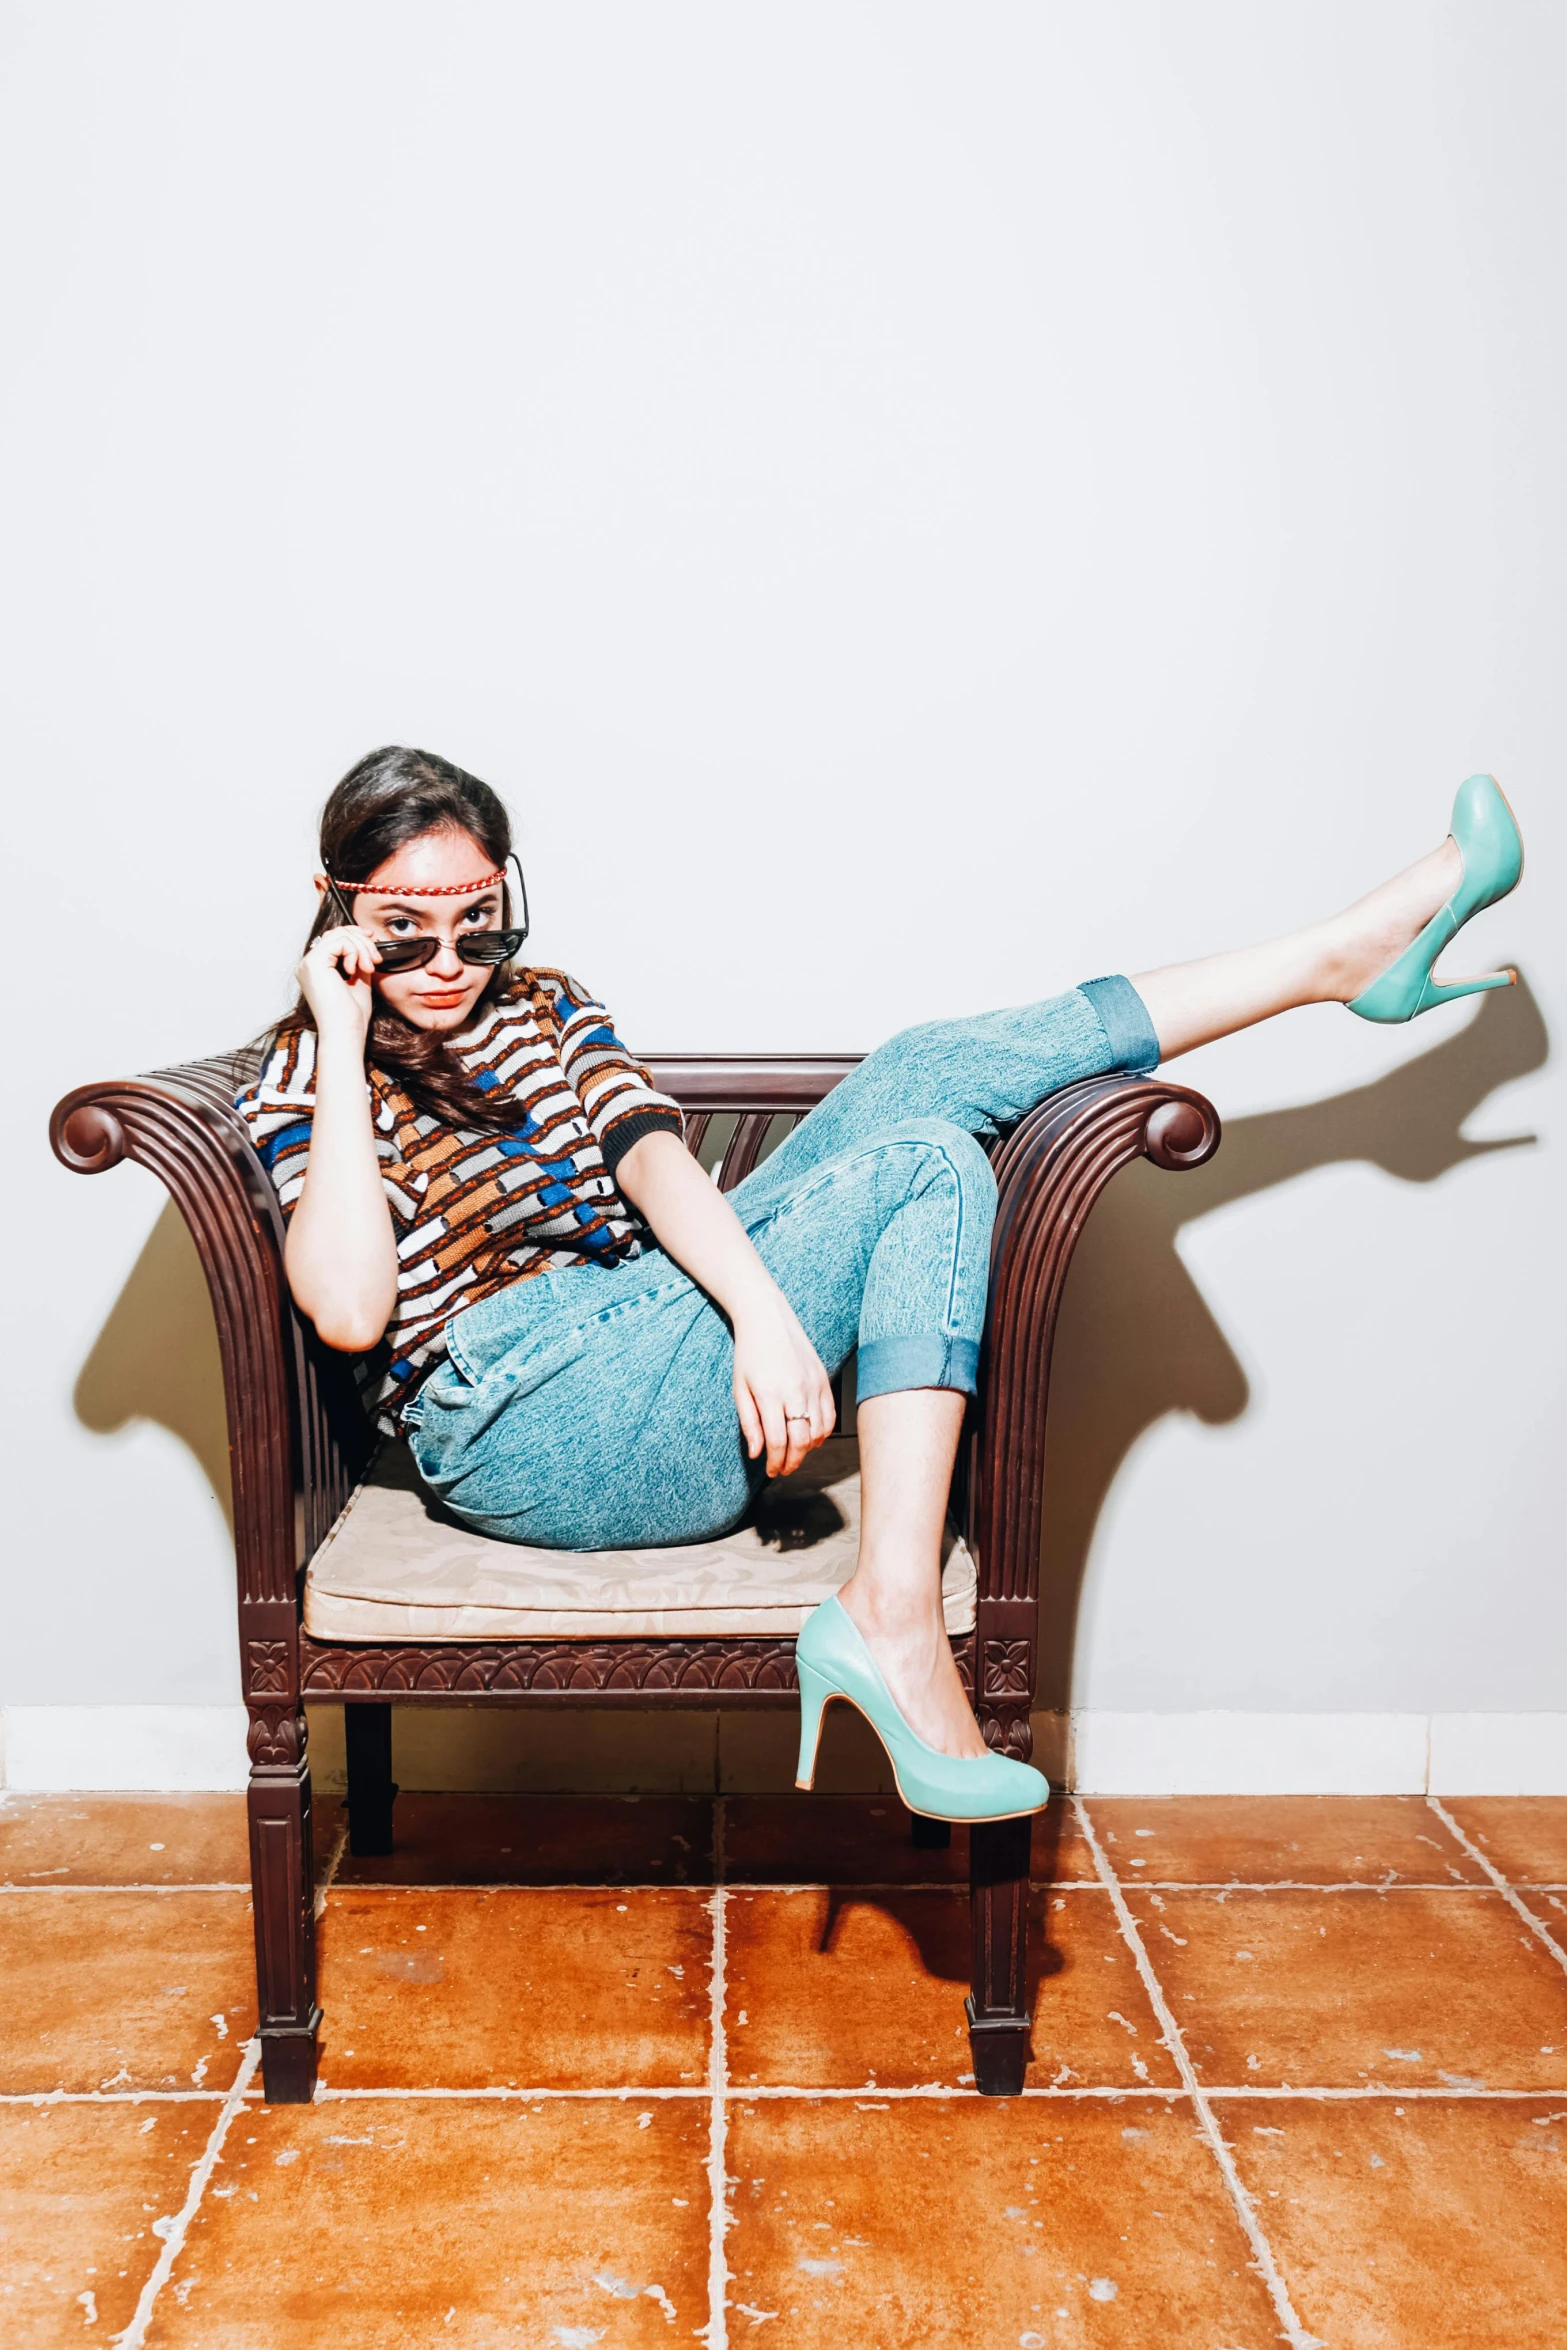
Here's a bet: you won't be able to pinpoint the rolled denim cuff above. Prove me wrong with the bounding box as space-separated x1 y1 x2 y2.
1079 974 1161 1074
855 1333 980 1402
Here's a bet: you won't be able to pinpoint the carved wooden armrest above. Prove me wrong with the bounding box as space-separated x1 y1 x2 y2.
965 1075 1219 1739
50 1058 304 1653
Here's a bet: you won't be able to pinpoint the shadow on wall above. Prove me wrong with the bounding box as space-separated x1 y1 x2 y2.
74 1200 235 1535
1034 972 1547 1710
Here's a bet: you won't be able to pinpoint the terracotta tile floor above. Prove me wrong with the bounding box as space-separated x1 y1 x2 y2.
3 1790 1566 2346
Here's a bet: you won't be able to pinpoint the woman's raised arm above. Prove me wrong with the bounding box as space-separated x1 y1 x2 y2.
282 927 400 1352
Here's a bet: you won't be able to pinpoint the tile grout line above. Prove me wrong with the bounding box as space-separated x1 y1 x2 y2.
1426 1797 1567 1978
0 1883 254 1895
1 2089 238 2107
703 1794 730 2350
1072 1797 1322 2350
9 2080 1567 2109
5 1875 1548 1896
150 1877 1567 1896
111 2035 261 2350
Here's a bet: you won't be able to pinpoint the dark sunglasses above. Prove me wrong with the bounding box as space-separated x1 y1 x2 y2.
322 852 531 973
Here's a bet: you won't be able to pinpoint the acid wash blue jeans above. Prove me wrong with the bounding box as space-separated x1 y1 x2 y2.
406 976 1159 1547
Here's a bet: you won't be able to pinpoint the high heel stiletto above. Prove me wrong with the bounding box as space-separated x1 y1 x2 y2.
1348 773 1524 1023
794 1595 1050 1824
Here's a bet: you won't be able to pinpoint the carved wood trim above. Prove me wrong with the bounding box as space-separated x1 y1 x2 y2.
300 1630 980 1701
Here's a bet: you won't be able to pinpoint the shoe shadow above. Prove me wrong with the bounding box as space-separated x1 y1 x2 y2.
1033 969 1546 1714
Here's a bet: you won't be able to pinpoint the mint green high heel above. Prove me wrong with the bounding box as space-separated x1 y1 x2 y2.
1347 773 1523 1023
795 1595 1050 1824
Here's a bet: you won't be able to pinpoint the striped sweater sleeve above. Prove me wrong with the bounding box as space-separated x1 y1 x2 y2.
541 973 684 1176
233 1029 417 1224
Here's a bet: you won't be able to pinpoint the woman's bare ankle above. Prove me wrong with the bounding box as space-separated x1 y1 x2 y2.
836 1577 988 1758
1322 837 1460 1003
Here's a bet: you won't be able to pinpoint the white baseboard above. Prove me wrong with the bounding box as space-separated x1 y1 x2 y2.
4 1704 1566 1797
0 1706 249 1792
1427 1713 1567 1797
1067 1710 1431 1795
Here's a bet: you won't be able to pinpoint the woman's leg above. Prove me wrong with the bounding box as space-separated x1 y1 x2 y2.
755 827 1467 1192
1133 836 1462 1059
837 1387 982 1756
749 827 1469 1756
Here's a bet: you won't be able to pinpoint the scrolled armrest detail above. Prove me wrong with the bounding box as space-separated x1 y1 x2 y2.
57 1102 128 1173
49 1060 300 1612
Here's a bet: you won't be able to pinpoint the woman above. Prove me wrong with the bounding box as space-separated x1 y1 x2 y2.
238 744 1524 1823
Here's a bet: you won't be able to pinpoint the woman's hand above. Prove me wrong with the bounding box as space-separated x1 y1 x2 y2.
296 925 380 1047
732 1294 837 1478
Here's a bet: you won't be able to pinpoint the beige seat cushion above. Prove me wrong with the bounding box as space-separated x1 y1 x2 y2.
303 1437 977 1642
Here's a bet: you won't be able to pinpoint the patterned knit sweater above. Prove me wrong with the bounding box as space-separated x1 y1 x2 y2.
234 969 684 1435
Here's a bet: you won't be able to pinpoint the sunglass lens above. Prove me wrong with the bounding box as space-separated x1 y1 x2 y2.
456 931 523 965
372 938 439 972
370 929 522 972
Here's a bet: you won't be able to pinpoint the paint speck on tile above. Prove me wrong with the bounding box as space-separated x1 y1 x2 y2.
1382 2048 1421 2062
76 2290 98 2325
1088 2277 1118 2301
797 2257 842 2277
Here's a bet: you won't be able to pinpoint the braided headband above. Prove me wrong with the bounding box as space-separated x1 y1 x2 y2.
326 867 508 898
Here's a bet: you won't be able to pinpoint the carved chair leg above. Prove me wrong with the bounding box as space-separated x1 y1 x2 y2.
246 1709 320 2104
966 1815 1032 2097
344 1702 398 1858
909 1814 953 1850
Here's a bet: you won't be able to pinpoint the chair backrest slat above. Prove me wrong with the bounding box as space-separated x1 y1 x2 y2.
648 1055 859 1194
715 1111 775 1192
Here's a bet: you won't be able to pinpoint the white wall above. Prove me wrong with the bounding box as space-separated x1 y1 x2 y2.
4 2 1562 1789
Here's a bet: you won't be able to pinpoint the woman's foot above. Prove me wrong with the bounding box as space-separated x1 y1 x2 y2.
835 1578 989 1758
1322 835 1462 1003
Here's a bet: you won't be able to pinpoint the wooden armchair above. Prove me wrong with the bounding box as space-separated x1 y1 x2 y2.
50 1049 1219 2104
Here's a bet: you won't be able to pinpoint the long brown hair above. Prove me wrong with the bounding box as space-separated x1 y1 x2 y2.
277 745 536 1132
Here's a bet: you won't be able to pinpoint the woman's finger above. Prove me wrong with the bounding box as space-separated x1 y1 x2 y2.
758 1391 790 1478
783 1402 817 1477
736 1381 764 1463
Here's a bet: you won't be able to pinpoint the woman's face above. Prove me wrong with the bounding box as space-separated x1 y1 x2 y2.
321 826 507 1034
